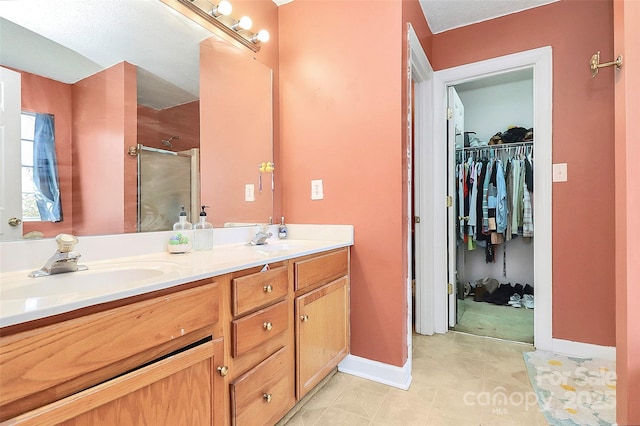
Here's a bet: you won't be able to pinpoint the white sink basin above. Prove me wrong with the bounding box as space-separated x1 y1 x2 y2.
253 240 311 252
1 261 179 303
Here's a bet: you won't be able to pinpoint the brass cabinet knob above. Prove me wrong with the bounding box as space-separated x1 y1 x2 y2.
300 315 309 322
263 393 272 403
8 217 22 227
217 366 229 376
263 321 273 331
263 284 273 293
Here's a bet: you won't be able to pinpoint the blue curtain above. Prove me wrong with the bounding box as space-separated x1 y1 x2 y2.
33 113 62 222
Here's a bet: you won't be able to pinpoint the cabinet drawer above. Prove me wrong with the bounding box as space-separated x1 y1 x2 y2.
232 265 288 316
231 347 292 426
0 283 218 421
295 248 348 291
6 339 217 426
232 300 288 357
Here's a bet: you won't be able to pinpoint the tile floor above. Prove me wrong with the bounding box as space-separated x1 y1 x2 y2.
453 298 534 343
283 332 549 425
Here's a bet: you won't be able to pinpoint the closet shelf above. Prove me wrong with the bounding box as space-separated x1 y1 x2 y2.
457 141 533 152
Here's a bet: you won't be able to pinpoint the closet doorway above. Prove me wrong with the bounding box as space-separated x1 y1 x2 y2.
417 47 553 352
447 70 535 343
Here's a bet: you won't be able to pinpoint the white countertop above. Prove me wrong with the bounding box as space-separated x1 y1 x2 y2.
0 225 353 328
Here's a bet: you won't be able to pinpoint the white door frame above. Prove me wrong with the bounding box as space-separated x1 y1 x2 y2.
419 47 553 351
409 25 435 338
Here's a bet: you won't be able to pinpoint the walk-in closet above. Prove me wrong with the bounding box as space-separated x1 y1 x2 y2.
449 68 535 343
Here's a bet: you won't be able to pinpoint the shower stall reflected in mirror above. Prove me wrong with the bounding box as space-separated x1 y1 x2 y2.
136 144 200 232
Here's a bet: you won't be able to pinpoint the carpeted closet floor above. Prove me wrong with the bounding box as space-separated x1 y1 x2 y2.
452 297 534 343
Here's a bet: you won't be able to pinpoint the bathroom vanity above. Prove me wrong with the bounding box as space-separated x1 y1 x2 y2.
0 225 352 426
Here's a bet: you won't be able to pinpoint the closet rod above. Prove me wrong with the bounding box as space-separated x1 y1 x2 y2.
457 141 533 152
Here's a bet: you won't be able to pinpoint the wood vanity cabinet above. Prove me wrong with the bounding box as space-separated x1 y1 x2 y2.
0 246 351 426
294 248 350 399
219 263 296 426
0 280 224 426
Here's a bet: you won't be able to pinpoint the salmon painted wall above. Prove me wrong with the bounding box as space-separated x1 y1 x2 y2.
614 0 640 423
123 65 137 234
280 0 417 366
137 102 200 151
169 0 281 223
18 70 74 237
200 37 273 227
432 0 616 346
71 62 137 236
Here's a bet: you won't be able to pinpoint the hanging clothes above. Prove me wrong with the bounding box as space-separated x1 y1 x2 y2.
454 143 534 254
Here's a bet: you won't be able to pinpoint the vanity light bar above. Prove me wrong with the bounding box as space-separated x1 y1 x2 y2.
176 0 269 53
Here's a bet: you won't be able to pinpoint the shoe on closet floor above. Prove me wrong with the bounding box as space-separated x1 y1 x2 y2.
508 294 522 305
513 283 524 296
523 294 534 309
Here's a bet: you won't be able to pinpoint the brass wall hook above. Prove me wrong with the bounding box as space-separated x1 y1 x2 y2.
590 51 623 78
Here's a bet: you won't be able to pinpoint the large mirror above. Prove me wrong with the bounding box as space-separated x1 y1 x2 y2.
0 0 274 241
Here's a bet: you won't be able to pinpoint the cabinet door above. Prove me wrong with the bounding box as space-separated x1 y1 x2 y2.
8 339 222 426
0 283 218 421
296 277 349 399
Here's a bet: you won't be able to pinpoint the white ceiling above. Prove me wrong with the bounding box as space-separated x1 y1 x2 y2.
419 0 558 34
274 0 560 34
0 0 210 110
0 0 558 109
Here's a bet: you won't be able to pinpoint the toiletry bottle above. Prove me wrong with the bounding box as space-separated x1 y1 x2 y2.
194 205 214 251
169 206 193 253
278 216 288 240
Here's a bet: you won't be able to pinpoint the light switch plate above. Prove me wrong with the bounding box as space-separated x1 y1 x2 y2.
245 184 255 201
311 179 324 200
552 163 568 182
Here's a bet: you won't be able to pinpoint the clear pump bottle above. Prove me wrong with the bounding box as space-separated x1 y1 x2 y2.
194 205 214 251
278 216 288 240
168 206 193 253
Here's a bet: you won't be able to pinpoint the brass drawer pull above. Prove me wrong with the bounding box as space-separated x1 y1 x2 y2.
263 393 272 403
217 366 229 376
263 284 273 293
300 315 309 322
263 321 273 331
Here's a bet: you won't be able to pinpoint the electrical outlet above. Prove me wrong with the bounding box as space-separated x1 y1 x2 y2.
311 179 324 200
552 163 568 182
245 184 255 201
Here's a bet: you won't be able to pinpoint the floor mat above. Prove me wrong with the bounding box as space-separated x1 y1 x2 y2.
453 297 534 343
523 350 616 425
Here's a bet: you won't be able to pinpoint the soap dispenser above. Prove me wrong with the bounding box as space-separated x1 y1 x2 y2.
278 216 288 240
193 205 214 251
168 206 193 253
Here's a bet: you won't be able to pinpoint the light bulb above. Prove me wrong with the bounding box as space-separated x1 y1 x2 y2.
217 0 232 16
255 29 269 43
211 0 232 17
237 16 252 31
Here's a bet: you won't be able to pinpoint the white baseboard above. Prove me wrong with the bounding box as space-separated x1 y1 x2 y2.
551 338 616 360
338 354 412 390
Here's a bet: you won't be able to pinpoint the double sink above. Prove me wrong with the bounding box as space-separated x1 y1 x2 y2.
0 239 318 327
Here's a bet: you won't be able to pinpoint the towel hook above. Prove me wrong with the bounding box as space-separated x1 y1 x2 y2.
590 51 623 78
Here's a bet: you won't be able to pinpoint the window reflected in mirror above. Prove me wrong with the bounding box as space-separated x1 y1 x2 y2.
20 111 62 223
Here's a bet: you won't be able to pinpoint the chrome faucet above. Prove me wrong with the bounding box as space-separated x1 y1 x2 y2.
29 234 88 278
249 225 272 246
